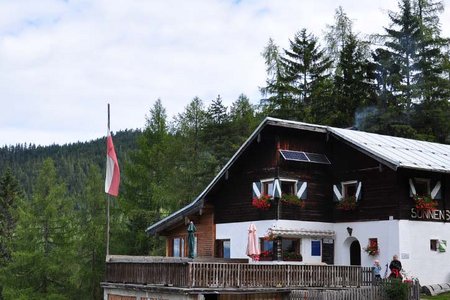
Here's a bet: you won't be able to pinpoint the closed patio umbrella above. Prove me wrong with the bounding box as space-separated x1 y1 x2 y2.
187 221 196 259
246 223 260 261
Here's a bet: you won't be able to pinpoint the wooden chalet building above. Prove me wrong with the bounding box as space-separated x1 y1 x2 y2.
103 117 448 299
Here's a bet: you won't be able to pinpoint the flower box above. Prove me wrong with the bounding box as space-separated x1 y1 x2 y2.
413 194 438 211
251 194 272 210
259 250 274 261
259 256 273 261
364 239 379 256
281 194 305 208
336 196 357 211
282 252 302 261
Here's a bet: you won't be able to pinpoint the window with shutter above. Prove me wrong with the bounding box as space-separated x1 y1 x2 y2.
252 181 261 198
342 181 358 198
431 180 442 200
414 178 430 196
334 180 362 202
296 180 307 200
261 180 274 196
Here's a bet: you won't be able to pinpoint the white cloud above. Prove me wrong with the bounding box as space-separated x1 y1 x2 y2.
0 0 449 146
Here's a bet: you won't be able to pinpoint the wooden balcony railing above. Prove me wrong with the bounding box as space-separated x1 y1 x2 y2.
105 256 373 289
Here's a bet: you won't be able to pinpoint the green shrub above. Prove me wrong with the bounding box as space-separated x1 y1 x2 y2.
383 279 409 300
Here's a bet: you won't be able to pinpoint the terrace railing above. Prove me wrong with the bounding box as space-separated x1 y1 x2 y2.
105 256 373 289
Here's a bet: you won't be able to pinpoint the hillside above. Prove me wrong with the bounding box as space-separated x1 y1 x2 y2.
0 129 141 197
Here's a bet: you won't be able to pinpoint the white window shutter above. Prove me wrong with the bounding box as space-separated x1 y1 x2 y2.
355 181 362 201
431 180 442 200
409 178 416 197
252 182 261 198
273 178 282 198
333 184 342 202
296 180 307 200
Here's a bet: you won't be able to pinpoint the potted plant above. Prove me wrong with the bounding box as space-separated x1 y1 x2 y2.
251 194 272 210
259 250 273 261
281 194 305 208
364 241 379 256
413 194 438 212
283 251 302 261
336 196 357 211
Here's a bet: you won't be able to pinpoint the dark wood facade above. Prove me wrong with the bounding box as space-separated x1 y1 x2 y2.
207 124 449 225
158 122 449 259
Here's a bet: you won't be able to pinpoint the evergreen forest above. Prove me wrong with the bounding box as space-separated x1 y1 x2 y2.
0 1 449 299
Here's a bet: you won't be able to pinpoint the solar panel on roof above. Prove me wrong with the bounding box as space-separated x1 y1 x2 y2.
305 152 331 164
280 150 309 162
280 150 331 165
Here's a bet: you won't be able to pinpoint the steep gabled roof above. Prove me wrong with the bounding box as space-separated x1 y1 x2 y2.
146 117 450 235
145 118 326 235
329 127 450 173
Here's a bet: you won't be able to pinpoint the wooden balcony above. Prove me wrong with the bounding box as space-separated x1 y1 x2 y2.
105 256 373 289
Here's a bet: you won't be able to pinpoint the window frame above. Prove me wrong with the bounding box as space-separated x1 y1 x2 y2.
341 180 358 198
215 239 231 259
171 236 186 258
414 178 431 196
261 178 274 196
430 239 438 251
260 178 298 197
311 240 321 256
279 178 297 196
281 238 301 259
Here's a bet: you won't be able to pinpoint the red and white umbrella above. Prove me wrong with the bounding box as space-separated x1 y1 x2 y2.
246 223 260 261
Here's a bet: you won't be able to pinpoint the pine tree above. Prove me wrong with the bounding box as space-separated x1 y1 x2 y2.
384 0 421 108
411 0 450 142
174 97 213 203
324 6 355 71
369 0 450 141
259 38 295 119
122 99 175 255
203 95 234 169
0 168 21 266
281 29 333 121
2 158 77 299
74 164 106 300
0 168 22 300
229 94 259 149
332 34 378 127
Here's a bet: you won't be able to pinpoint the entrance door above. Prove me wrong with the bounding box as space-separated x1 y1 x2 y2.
350 240 361 266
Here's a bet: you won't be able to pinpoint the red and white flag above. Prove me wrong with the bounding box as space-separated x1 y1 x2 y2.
105 129 120 196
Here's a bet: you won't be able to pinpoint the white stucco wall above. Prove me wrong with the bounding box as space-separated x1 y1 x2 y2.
216 219 334 262
216 219 450 285
398 220 450 285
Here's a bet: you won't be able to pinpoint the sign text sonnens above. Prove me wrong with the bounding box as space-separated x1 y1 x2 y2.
411 208 450 221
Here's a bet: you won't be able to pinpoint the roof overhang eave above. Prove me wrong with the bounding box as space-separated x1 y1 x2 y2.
145 198 204 235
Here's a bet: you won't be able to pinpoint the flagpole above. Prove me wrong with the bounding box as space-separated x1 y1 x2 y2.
107 194 110 256
106 103 111 257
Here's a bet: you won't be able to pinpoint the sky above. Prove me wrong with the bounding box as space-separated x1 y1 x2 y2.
1 0 449 146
